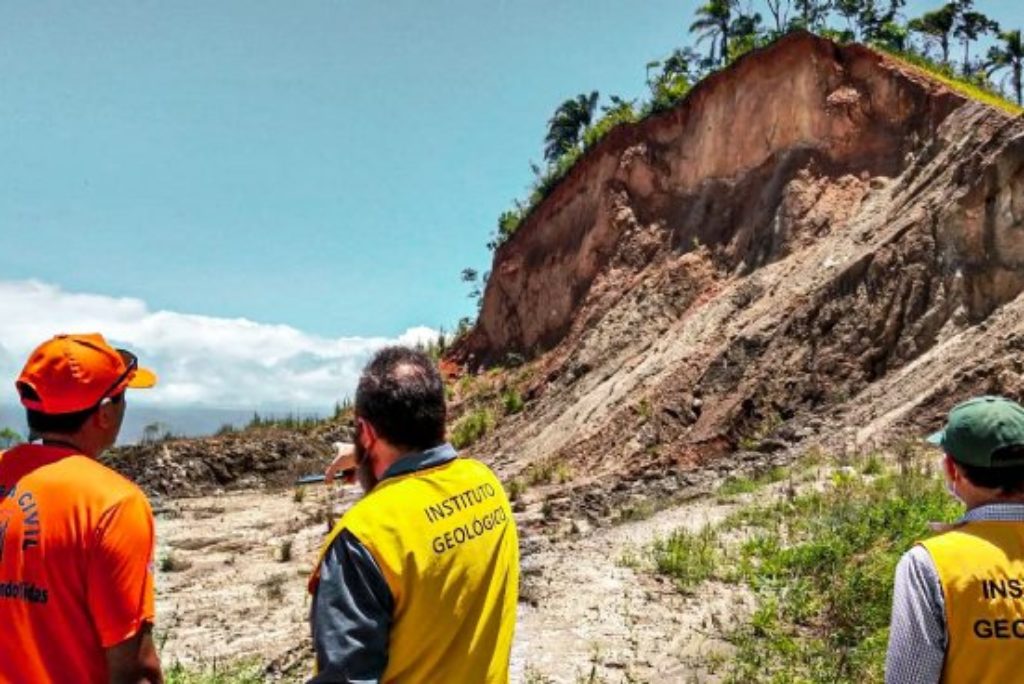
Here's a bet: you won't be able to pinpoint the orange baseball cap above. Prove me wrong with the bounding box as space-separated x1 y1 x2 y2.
16 333 157 415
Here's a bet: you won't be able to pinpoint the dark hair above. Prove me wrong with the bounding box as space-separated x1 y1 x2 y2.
958 445 1024 495
24 392 123 436
355 346 446 451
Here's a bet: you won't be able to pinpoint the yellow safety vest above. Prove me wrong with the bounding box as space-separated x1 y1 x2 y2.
921 522 1024 684
309 457 519 684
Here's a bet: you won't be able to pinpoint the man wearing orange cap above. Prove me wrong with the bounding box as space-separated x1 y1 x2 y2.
0 333 163 683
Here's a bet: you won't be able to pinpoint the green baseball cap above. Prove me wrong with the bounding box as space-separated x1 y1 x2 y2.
928 396 1024 467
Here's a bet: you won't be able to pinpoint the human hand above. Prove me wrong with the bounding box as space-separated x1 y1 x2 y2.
325 441 357 484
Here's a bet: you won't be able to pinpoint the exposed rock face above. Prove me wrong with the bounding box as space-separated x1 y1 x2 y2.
449 32 1024 509
461 32 963 360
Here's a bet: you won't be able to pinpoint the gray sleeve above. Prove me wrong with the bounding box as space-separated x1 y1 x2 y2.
308 529 394 684
885 545 946 684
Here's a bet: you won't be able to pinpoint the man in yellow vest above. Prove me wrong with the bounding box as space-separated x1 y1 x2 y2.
308 346 519 683
886 396 1024 683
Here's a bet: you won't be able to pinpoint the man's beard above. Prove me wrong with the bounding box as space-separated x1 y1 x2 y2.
354 436 379 493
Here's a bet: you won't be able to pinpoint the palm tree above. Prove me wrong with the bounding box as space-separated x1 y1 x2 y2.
543 91 599 163
987 30 1023 106
954 9 999 74
690 0 736 66
908 3 957 64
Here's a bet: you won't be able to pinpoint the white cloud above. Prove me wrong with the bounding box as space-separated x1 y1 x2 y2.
0 280 438 410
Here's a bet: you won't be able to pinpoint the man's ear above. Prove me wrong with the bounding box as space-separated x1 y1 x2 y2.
93 400 119 430
359 418 379 449
944 454 961 483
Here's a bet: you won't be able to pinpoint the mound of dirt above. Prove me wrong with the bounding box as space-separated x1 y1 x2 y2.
104 423 350 497
446 32 1024 518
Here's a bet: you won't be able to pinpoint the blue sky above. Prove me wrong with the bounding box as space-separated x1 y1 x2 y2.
0 1 1021 412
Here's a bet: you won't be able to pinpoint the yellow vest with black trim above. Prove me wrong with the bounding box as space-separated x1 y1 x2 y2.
921 522 1024 684
310 457 519 684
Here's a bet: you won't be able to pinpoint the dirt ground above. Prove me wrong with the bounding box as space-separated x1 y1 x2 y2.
153 482 755 683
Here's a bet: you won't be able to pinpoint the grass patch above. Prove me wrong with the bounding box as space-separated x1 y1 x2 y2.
718 466 790 499
502 389 525 415
165 659 264 684
649 524 720 593
505 477 527 501
659 455 962 683
718 476 758 497
883 49 1023 116
524 458 573 486
449 407 495 449
617 499 656 523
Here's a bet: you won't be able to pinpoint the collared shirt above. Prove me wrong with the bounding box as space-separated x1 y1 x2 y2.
885 502 1024 684
309 444 457 684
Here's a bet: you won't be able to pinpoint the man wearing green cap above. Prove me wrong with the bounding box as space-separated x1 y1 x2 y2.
886 396 1024 684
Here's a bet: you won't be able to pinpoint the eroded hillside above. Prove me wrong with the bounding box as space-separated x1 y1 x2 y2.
448 31 1024 521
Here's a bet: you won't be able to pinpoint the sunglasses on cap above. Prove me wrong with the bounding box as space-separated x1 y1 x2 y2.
93 349 137 408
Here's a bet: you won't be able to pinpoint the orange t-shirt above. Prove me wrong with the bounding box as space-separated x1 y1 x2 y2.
0 444 156 684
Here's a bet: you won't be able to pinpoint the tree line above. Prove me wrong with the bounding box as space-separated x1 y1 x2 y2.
487 1 1020 252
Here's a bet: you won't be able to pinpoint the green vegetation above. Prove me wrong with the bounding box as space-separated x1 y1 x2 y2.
649 450 963 682
165 659 264 684
987 29 1023 107
524 458 573 486
468 0 1020 264
501 389 525 415
159 552 192 573
0 427 23 449
884 47 1023 114
718 466 790 498
247 411 323 432
505 477 527 501
140 422 176 444
651 524 720 593
449 407 495 449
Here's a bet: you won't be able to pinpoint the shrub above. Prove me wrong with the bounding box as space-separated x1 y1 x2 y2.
524 459 572 486
502 390 525 415
449 408 495 449
650 525 720 593
159 552 192 573
506 478 527 501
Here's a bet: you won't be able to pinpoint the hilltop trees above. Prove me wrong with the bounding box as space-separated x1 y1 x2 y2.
793 0 832 31
988 30 1023 105
690 0 738 66
543 91 600 163
953 2 1000 74
908 4 957 63
907 1 999 73
648 48 698 110
474 0 1020 263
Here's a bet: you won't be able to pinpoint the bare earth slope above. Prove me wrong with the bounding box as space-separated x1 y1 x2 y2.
450 32 1024 521
132 34 1024 682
